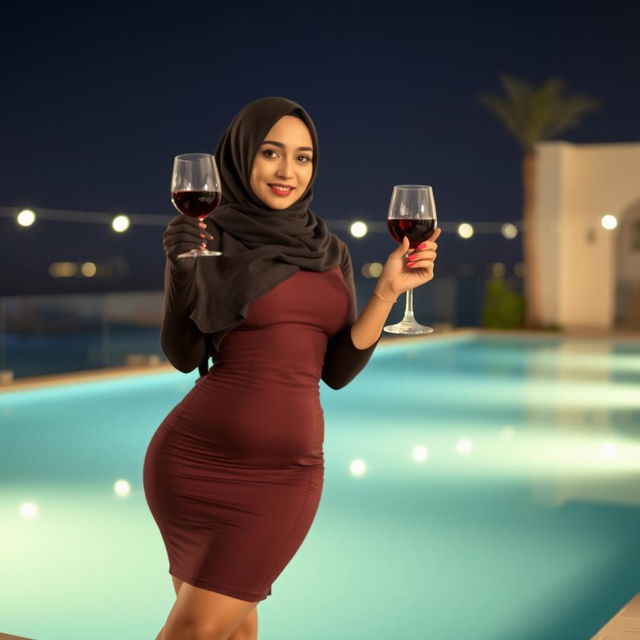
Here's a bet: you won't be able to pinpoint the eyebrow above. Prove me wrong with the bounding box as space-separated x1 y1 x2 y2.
261 140 314 152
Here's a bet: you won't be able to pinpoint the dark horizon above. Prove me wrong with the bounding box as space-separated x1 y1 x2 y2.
2 0 639 298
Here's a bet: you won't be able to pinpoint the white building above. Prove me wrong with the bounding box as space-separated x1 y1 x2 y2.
534 141 640 331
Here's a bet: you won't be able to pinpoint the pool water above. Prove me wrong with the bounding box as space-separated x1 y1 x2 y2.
1 334 639 639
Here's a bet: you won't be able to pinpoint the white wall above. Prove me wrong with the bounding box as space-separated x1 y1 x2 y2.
534 143 564 328
534 141 640 331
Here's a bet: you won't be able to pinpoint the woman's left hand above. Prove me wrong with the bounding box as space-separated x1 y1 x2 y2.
375 228 441 300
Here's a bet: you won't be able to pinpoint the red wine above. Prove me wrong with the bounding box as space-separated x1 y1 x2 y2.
172 190 221 218
387 218 437 248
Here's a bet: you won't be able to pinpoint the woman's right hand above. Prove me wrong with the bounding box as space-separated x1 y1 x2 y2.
162 215 214 272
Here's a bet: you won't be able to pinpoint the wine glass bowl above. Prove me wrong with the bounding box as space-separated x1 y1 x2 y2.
171 153 222 258
384 185 438 335
171 190 221 219
387 218 438 249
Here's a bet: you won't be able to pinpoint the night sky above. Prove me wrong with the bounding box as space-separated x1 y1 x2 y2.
1 0 639 298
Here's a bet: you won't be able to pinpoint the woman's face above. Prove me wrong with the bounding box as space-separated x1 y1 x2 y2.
249 115 314 210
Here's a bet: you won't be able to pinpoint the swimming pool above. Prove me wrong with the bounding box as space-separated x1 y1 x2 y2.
1 332 639 639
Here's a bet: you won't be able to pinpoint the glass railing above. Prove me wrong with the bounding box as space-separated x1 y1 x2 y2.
0 274 523 380
1 208 527 379
0 291 165 379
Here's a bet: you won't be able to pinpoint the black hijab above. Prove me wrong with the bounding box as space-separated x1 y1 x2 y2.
188 96 343 373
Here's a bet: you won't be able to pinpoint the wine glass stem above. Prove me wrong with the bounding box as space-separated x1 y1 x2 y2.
402 250 415 321
403 287 415 321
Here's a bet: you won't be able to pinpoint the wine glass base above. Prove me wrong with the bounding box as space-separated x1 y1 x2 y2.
383 320 434 335
177 249 223 258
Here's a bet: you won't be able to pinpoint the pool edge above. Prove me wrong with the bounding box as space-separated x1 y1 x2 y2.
1 327 638 393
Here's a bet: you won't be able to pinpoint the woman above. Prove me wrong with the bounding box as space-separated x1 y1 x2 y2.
143 96 440 640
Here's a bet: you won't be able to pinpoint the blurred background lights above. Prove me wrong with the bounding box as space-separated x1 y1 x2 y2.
361 262 384 278
599 442 617 460
349 458 367 476
113 479 131 497
501 223 518 239
601 214 618 230
456 439 473 455
349 221 368 238
491 262 507 277
17 209 36 226
458 223 474 239
112 214 130 232
19 502 38 519
49 262 78 278
411 444 429 462
81 262 97 277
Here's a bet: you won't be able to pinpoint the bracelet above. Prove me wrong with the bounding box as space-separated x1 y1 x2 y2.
373 290 397 304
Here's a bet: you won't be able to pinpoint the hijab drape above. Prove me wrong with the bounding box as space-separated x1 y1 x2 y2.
187 96 343 371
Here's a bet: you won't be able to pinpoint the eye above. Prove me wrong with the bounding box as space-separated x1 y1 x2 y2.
262 149 312 163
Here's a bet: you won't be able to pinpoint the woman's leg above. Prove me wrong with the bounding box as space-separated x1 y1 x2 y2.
228 608 257 640
156 576 259 640
155 576 185 639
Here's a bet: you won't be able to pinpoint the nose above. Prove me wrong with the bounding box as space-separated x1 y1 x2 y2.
275 155 294 179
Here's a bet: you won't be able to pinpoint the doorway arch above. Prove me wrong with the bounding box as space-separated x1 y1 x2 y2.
615 200 640 329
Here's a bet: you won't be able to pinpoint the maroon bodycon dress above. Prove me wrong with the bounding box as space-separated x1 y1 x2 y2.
143 249 378 602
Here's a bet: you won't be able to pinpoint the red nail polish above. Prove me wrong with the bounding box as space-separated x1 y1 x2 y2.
418 242 426 249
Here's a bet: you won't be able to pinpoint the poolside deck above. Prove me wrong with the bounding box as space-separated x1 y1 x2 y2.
591 592 640 639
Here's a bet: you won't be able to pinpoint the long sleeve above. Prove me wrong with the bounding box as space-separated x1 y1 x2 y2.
160 261 206 373
321 245 380 390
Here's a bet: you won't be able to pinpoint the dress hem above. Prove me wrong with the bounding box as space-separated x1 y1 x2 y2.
169 568 271 602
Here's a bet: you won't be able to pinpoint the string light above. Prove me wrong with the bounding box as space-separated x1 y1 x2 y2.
501 223 518 239
349 221 368 238
112 215 130 232
3 207 623 241
2 206 534 281
17 209 35 226
458 223 474 238
0 206 524 236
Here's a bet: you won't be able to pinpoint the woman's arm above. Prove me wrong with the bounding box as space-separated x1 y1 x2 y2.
350 229 442 349
160 261 206 373
321 245 391 390
350 279 397 349
320 229 441 389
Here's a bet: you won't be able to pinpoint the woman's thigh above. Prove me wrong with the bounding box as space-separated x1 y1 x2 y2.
163 581 258 640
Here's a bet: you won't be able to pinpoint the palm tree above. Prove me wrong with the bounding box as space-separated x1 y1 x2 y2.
478 75 599 329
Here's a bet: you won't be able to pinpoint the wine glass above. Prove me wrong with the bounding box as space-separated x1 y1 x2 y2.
384 185 438 335
171 153 222 258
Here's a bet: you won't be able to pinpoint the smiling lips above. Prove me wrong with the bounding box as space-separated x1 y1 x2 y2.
268 184 294 196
